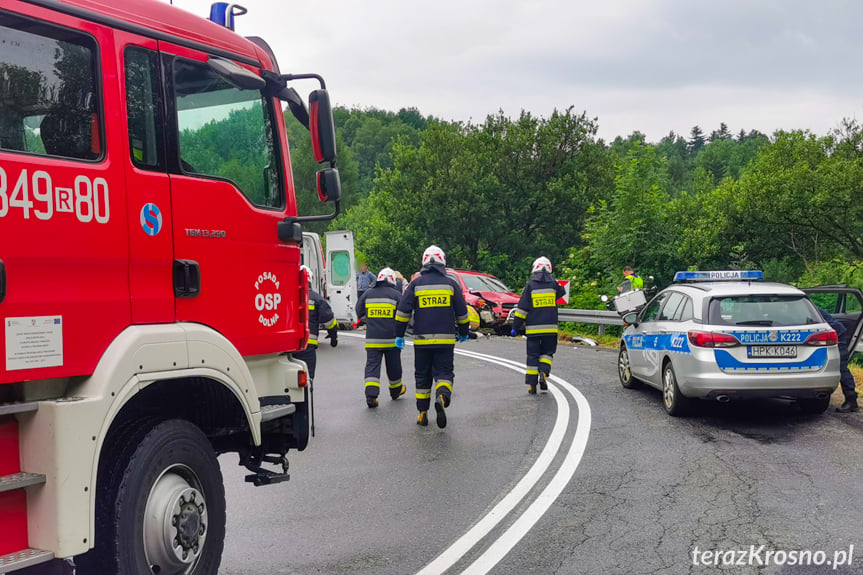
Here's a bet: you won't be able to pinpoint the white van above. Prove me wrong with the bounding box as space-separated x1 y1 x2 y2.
302 231 358 326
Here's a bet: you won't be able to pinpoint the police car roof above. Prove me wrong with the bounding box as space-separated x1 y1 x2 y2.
672 282 805 297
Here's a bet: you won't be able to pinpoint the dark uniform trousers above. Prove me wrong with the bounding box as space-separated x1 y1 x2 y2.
526 335 557 386
414 346 455 411
364 348 403 399
838 333 857 401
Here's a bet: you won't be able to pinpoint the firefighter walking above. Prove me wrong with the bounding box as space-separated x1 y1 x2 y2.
295 266 338 381
511 257 565 394
395 245 470 428
356 267 407 408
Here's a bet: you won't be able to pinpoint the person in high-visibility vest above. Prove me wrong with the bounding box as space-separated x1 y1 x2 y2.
617 266 643 293
395 245 470 428
511 257 565 394
356 267 406 408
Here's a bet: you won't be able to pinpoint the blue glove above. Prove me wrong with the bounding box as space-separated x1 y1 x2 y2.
510 329 518 337
458 334 469 342
395 337 405 349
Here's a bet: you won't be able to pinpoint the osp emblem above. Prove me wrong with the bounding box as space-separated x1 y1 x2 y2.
255 271 282 327
140 203 163 236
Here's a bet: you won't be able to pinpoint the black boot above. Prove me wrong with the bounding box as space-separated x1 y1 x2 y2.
836 399 859 413
539 372 548 391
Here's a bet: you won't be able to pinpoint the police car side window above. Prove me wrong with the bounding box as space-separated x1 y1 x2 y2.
674 297 693 322
641 293 668 323
0 14 102 161
125 47 164 170
658 292 684 321
172 58 283 209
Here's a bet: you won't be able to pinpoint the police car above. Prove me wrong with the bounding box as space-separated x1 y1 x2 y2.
617 271 856 416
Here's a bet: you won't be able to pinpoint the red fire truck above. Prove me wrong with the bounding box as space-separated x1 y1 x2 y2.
0 0 342 572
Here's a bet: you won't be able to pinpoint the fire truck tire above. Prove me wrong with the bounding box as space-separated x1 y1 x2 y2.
76 418 225 575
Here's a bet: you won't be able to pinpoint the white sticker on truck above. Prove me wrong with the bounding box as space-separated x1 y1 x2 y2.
5 316 63 370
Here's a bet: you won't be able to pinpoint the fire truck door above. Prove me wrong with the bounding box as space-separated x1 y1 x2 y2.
0 10 129 383
116 32 174 324
161 44 298 356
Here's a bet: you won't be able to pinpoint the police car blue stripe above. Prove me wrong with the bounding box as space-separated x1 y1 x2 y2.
623 333 690 353
714 347 827 372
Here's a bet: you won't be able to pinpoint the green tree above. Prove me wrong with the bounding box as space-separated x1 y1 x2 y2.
736 130 863 268
586 142 680 283
688 125 705 156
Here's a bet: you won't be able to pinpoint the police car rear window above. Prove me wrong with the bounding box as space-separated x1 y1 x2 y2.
708 295 821 327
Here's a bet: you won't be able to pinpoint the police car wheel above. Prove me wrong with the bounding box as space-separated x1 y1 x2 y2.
662 363 692 416
798 396 830 415
618 345 641 389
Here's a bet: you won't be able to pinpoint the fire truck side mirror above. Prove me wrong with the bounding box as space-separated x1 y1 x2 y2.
309 89 336 164
316 168 341 203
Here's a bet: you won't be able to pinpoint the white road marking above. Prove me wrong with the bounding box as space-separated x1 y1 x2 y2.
339 334 592 574
414 350 570 575
456 351 592 575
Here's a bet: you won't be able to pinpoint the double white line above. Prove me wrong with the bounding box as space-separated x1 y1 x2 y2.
340 334 592 573
417 347 592 575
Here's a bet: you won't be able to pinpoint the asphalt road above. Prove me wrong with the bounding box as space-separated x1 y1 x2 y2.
218 335 863 575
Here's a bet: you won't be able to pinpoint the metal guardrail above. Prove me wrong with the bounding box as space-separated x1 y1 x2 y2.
558 308 624 326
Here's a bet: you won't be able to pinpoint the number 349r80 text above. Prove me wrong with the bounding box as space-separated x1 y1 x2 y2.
0 166 110 224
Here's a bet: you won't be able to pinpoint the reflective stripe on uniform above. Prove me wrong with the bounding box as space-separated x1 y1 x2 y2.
366 297 400 305
364 379 381 387
416 391 432 399
308 339 319 347
395 311 411 323
456 313 470 325
514 308 528 319
414 332 456 345
539 355 553 365
414 285 454 295
389 380 403 389
526 324 558 335
365 338 397 349
525 368 539 375
324 318 338 329
435 380 453 393
309 303 316 310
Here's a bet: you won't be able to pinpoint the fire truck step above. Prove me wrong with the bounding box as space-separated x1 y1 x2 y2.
260 403 296 423
0 548 54 573
0 402 39 417
0 473 46 494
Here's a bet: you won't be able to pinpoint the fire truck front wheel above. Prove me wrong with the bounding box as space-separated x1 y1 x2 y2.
77 419 226 575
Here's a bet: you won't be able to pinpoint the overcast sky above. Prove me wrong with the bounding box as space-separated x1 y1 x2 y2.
166 0 862 141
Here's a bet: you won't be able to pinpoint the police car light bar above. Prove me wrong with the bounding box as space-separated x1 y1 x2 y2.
673 270 763 282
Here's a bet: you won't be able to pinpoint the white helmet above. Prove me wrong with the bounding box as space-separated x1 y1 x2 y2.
422 245 446 266
532 256 552 274
377 267 397 286
300 265 313 283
